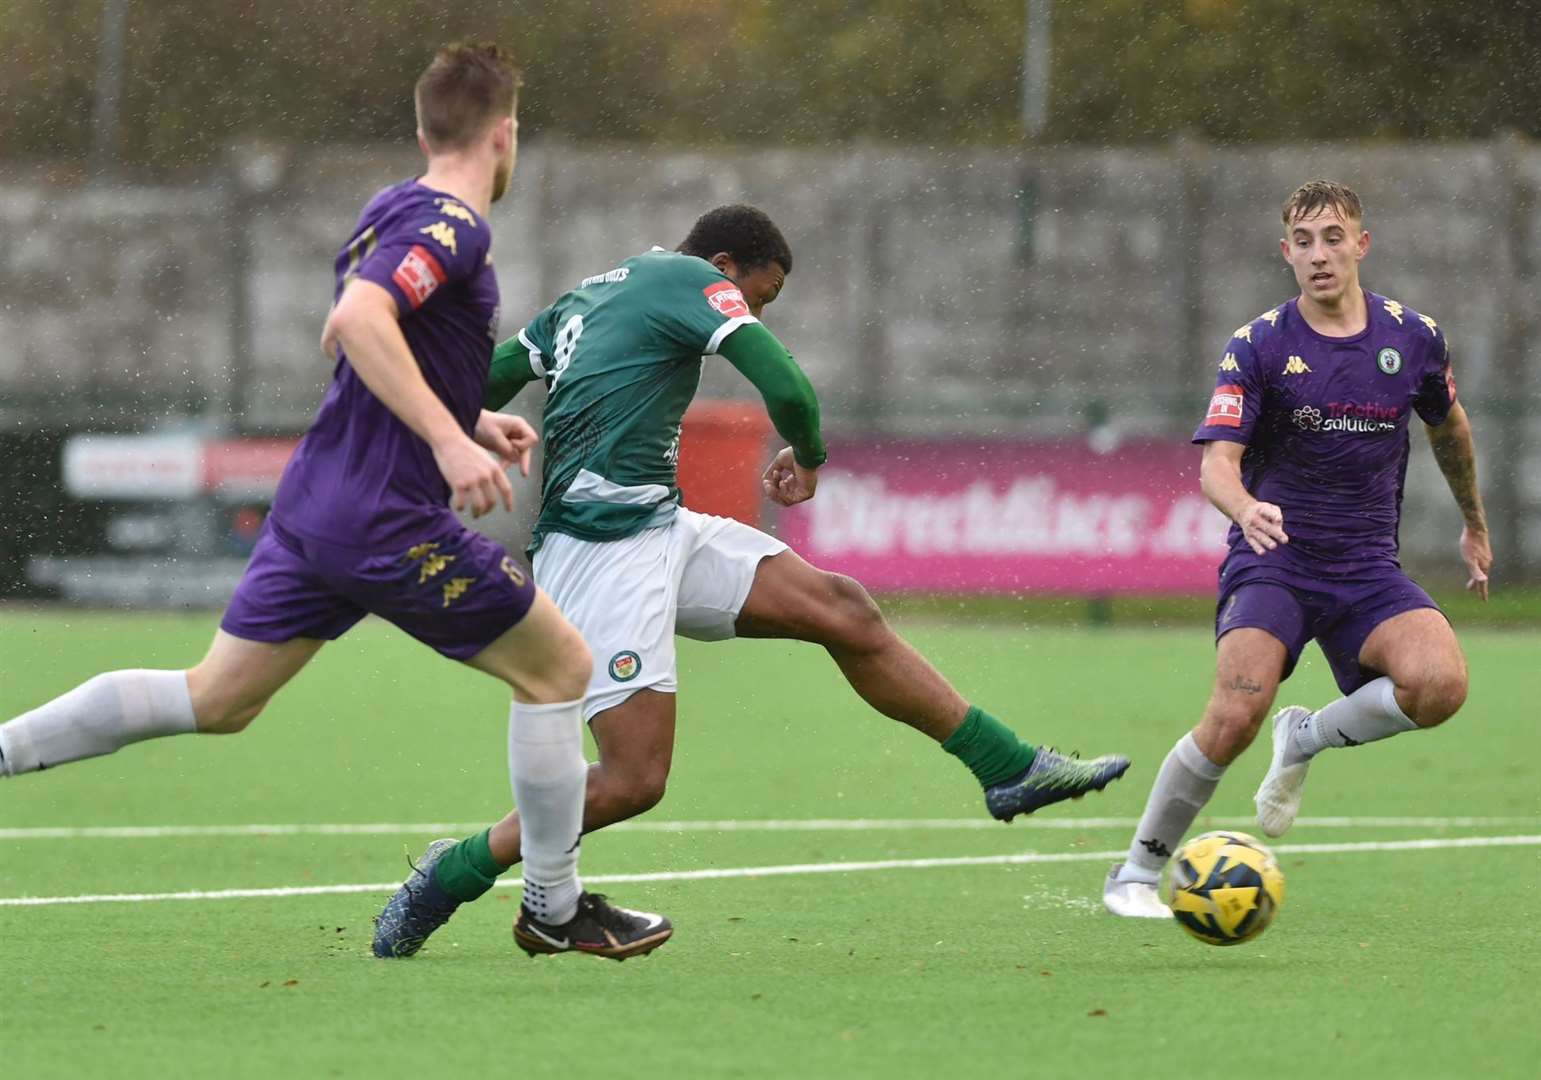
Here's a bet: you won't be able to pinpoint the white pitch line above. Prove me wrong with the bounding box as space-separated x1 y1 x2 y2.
2 815 1538 841
3 833 1539 908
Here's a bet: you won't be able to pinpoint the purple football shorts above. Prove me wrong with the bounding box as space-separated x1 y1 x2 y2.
1215 563 1442 694
221 516 536 661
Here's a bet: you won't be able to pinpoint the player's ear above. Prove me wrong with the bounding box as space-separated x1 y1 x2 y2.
710 252 736 278
1357 228 1371 259
417 129 431 157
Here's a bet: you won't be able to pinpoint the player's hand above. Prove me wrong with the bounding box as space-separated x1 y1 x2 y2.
1459 524 1492 601
474 410 538 477
762 447 818 506
1237 499 1288 555
433 434 514 518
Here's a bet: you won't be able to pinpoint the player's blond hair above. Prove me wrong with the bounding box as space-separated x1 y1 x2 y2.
1282 180 1363 229
414 42 522 152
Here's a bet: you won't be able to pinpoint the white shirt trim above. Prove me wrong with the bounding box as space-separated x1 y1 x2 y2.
518 327 546 378
705 315 759 356
561 468 671 507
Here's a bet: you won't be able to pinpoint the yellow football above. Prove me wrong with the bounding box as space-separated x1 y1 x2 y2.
1167 830 1285 946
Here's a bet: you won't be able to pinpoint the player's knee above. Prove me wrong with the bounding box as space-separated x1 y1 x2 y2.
1407 665 1467 727
195 696 267 735
1200 701 1267 763
822 573 886 649
619 765 668 817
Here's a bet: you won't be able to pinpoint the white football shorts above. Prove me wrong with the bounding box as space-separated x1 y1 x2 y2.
532 508 787 721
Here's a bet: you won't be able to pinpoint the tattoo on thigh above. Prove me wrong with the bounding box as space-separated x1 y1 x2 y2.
1227 674 1264 695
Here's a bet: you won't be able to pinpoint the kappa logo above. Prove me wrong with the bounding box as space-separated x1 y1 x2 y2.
1233 323 1254 343
1219 353 1240 372
703 280 751 319
441 577 475 607
419 221 458 256
1377 347 1403 375
1418 313 1439 336
608 650 642 682
391 245 446 309
1283 355 1311 376
1205 384 1245 428
1258 307 1282 327
434 199 478 226
1383 299 1405 325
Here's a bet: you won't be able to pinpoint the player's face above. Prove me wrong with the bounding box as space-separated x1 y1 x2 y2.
721 259 787 318
1280 205 1369 308
490 108 518 203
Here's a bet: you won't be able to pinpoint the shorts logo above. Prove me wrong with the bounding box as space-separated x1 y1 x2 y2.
442 577 475 607
392 245 447 309
500 556 527 587
608 650 642 682
703 281 751 319
1377 347 1402 375
1205 384 1244 428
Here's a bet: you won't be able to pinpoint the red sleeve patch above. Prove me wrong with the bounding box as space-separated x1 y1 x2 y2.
1205 384 1245 428
391 245 447 309
703 280 751 319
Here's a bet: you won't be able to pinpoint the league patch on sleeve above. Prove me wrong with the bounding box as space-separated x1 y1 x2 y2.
391 245 447 309
703 280 751 319
1205 384 1245 428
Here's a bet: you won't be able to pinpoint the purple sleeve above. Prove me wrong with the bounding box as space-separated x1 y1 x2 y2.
354 203 490 317
1192 336 1264 445
1412 330 1457 426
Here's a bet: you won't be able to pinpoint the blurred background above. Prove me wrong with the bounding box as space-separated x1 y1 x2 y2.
2 1 1538 614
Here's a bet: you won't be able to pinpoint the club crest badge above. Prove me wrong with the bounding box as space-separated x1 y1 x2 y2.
608 650 642 682
1376 347 1402 375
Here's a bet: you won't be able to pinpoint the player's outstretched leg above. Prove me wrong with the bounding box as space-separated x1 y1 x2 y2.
1106 627 1284 917
0 633 320 777
1256 609 1466 837
734 549 1129 819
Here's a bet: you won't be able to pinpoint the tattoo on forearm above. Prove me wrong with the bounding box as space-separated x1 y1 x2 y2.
1429 423 1485 527
1227 675 1263 695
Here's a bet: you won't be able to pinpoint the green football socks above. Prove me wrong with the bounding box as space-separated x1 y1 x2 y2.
433 828 508 902
942 705 1036 787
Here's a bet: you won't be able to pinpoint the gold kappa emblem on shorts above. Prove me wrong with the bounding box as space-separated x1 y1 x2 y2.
442 577 475 607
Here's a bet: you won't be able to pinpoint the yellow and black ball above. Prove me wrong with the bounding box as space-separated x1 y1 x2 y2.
1168 830 1285 946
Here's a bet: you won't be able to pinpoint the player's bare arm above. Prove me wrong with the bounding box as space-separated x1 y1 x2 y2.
1199 440 1288 554
325 277 513 516
1425 399 1492 600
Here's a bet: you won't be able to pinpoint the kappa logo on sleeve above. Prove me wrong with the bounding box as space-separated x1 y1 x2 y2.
391 245 447 309
1205 384 1245 428
703 280 751 318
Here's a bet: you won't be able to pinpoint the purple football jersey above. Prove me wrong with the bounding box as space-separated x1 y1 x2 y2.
269 180 500 548
1193 290 1456 578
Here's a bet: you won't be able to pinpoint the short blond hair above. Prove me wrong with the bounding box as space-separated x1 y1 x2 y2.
1282 180 1363 228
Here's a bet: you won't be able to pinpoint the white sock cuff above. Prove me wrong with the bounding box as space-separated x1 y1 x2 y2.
1373 677 1417 731
509 699 584 745
1174 731 1226 782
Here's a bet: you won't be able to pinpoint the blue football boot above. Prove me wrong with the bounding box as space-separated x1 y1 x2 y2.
984 747 1131 822
371 838 462 958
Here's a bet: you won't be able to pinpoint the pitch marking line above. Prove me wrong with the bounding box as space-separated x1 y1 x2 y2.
3 815 1538 841
3 833 1539 908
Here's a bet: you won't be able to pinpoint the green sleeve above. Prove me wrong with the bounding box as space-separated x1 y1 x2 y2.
717 322 828 469
484 333 540 410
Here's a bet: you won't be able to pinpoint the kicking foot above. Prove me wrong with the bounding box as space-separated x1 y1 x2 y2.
984 747 1131 822
514 892 673 961
1102 863 1171 918
1255 705 1313 838
371 838 462 958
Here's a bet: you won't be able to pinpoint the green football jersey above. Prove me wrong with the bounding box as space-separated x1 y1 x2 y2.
499 249 759 550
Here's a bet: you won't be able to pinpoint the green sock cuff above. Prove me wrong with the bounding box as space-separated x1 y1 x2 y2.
942 705 1036 788
432 829 506 902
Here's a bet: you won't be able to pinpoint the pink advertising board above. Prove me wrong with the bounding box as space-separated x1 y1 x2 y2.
776 438 1231 593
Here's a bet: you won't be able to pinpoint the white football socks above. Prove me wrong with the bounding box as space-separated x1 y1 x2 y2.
507 698 587 925
1291 676 1418 761
0 669 197 777
1120 732 1227 884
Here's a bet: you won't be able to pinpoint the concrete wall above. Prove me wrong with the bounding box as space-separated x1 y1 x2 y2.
2 138 1537 573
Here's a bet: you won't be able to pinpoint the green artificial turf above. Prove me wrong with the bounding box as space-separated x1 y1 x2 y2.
2 609 1539 1079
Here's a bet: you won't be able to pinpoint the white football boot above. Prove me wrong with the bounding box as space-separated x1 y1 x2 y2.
1254 705 1313 837
1102 863 1172 918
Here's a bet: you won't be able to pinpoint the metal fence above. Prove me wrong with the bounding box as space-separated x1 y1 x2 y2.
2 136 1537 578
